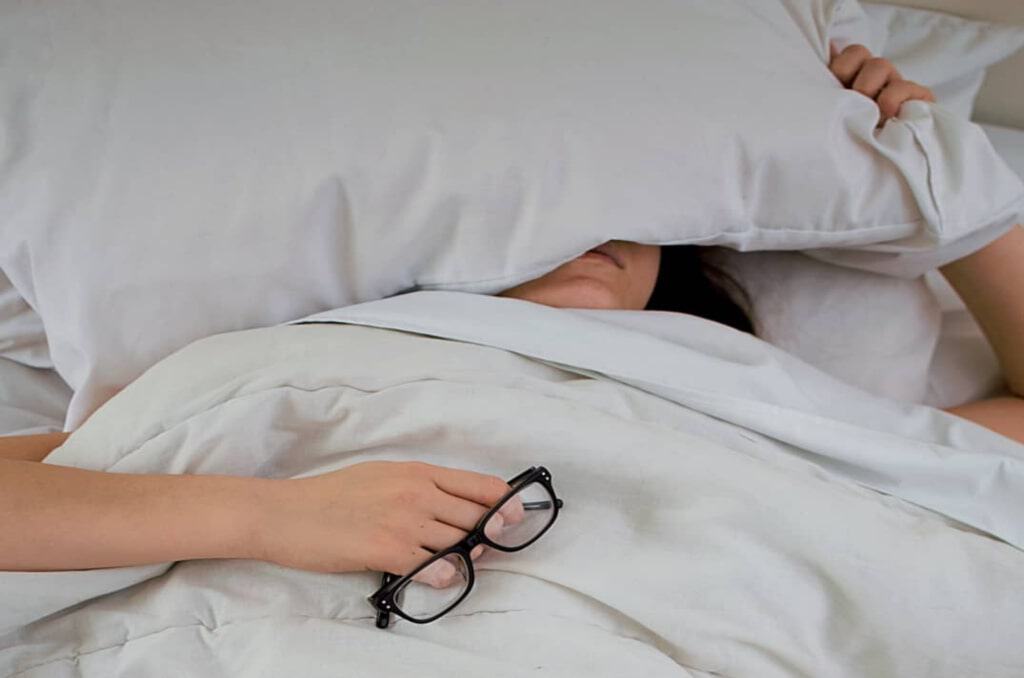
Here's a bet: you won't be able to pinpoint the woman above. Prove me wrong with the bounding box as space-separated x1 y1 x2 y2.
1 45 1020 582
501 234 1023 446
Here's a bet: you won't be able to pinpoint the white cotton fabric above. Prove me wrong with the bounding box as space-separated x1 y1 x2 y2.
0 270 72 434
0 271 50 370
0 358 70 436
3 293 1022 676
719 3 1024 406
289 292 1024 546
921 121 1024 408
982 123 1024 179
0 270 71 434
1 0 1022 430
861 2 1024 119
714 250 942 403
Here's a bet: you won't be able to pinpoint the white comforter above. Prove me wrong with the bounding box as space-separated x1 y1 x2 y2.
2 292 1023 677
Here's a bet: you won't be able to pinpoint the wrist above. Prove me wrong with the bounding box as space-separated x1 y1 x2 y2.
168 473 286 563
212 475 287 562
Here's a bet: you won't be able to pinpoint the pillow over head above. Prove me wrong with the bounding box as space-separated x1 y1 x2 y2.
1 0 1021 427
0 358 71 436
861 2 1024 119
720 2 1024 404
0 271 51 370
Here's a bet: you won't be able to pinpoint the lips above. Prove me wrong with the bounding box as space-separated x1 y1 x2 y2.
588 244 624 269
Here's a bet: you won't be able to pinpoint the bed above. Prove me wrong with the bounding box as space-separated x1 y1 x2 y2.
1 1 1023 676
4 292 1024 676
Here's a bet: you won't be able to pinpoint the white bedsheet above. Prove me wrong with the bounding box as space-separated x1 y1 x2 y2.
3 292 1022 677
292 292 1024 547
0 358 69 437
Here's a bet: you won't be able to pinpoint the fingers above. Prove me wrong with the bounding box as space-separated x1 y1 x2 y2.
483 511 505 542
393 542 443 578
876 80 936 120
830 45 903 98
411 553 460 588
829 43 872 87
399 521 472 588
828 44 934 124
430 475 524 535
851 57 901 100
497 493 525 526
432 494 491 532
408 525 486 589
427 464 512 508
411 546 483 589
414 520 469 553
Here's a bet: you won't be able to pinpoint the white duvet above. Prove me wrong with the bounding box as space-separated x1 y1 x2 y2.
2 292 1023 677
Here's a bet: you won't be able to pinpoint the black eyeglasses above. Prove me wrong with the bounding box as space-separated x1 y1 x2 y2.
367 465 563 629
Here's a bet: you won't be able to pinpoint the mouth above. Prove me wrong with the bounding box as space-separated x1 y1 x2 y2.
583 244 624 269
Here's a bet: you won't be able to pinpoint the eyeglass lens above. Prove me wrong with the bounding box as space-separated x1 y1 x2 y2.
483 479 557 549
393 552 471 620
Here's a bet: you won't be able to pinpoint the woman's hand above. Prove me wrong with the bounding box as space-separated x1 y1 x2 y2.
829 43 935 123
251 460 523 587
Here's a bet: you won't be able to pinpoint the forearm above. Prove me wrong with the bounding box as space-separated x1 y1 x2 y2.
0 459 275 571
0 432 71 462
939 225 1024 397
946 398 1024 445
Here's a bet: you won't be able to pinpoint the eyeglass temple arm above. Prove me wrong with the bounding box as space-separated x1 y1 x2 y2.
522 499 564 510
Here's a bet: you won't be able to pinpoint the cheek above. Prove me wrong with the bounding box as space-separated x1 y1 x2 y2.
531 274 623 310
627 248 661 309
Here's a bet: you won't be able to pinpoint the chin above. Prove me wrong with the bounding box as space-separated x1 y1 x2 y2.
530 277 624 310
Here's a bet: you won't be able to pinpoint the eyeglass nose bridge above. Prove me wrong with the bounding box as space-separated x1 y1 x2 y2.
464 531 485 550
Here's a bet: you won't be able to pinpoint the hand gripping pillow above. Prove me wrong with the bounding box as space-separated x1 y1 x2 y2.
1 0 1022 428
861 2 1024 119
716 3 1024 404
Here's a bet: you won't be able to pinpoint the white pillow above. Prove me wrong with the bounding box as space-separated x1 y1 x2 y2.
1 0 1021 428
980 123 1024 179
861 2 1024 119
0 270 52 370
714 250 942 403
719 4 1024 405
0 270 66 433
0 358 71 437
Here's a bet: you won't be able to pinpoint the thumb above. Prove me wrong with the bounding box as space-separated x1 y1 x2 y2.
484 512 505 542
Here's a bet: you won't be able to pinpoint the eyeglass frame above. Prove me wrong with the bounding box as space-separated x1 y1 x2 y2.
367 465 564 629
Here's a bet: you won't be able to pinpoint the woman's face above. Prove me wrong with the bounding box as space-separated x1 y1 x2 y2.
499 241 660 310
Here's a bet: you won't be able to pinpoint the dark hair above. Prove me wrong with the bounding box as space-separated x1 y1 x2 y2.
644 245 755 335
